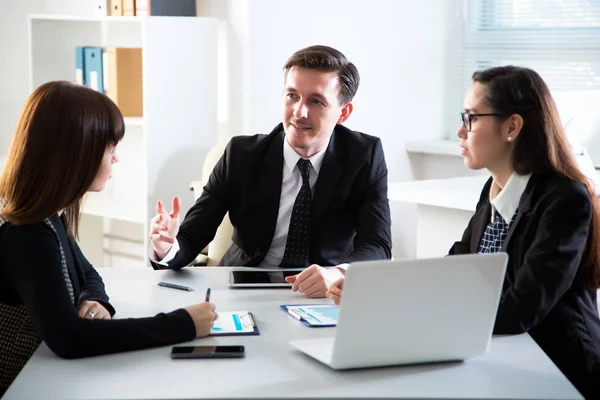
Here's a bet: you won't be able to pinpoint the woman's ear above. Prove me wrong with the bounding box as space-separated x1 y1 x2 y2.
506 113 524 142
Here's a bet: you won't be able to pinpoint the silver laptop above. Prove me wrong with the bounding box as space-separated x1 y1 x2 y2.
289 253 508 370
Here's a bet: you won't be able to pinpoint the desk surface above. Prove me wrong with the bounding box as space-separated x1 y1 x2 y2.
389 176 487 211
389 169 600 211
6 267 582 400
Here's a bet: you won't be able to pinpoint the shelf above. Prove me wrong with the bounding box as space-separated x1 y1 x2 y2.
124 117 144 127
389 169 600 212
29 14 144 56
30 13 218 267
29 14 142 23
388 176 487 212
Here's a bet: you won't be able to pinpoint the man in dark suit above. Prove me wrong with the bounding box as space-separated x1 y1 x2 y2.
149 45 392 298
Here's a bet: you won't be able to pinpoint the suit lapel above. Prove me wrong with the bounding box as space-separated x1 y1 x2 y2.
468 177 494 253
311 131 343 231
470 202 492 253
258 129 285 249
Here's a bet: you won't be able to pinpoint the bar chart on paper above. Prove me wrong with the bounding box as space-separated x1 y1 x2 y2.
210 311 259 336
286 305 340 326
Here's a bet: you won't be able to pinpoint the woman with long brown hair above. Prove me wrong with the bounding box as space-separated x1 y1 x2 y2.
327 66 600 398
450 66 600 398
0 81 217 395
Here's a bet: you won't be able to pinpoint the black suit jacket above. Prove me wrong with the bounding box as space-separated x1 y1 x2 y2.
449 173 600 398
154 123 392 269
0 214 195 393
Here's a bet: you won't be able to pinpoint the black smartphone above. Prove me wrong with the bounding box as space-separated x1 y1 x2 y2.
171 345 245 359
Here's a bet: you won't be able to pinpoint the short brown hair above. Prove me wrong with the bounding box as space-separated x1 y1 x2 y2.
283 45 360 104
473 66 600 289
0 81 124 238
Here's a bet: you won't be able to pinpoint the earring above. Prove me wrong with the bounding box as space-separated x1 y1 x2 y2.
507 136 512 142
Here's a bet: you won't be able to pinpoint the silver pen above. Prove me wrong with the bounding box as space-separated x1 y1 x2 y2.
158 281 194 292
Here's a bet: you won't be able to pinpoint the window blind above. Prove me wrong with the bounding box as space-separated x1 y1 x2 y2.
445 0 600 139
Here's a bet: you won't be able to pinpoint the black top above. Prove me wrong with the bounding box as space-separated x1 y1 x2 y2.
0 214 195 360
152 123 392 269
449 173 600 399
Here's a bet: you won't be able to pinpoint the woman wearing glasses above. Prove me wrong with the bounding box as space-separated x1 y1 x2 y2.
448 66 600 398
328 66 600 398
0 81 217 395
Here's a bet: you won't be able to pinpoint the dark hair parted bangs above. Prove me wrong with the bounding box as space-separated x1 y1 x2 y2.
284 45 360 105
0 81 124 237
473 66 600 289
472 66 563 175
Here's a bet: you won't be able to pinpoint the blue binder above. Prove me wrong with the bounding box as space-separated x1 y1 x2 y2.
75 46 85 86
83 47 104 93
280 304 339 327
209 311 260 336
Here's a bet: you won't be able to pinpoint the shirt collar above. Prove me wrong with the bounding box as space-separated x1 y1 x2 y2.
490 172 532 223
283 136 327 175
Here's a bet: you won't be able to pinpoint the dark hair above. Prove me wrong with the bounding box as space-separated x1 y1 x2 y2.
0 81 124 238
283 45 360 104
473 66 600 289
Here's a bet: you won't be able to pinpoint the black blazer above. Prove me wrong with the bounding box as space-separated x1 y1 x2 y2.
0 215 195 393
153 123 392 269
449 173 600 398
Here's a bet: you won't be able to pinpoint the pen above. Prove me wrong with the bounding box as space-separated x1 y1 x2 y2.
205 287 211 302
288 309 304 321
157 281 194 292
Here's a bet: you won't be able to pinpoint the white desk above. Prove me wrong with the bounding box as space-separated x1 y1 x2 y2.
390 171 600 258
389 176 486 258
5 268 582 400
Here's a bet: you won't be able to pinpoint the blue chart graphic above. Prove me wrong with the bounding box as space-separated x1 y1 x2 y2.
312 306 339 321
298 306 339 322
210 311 255 334
232 314 242 331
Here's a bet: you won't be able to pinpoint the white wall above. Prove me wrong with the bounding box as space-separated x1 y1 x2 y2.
203 0 454 259
0 0 40 155
198 0 249 143
1 0 457 260
0 0 103 154
244 1 450 178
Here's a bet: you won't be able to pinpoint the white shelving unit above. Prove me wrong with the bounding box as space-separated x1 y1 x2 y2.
29 15 218 267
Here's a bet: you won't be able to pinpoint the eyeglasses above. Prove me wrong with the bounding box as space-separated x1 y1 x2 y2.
460 112 508 132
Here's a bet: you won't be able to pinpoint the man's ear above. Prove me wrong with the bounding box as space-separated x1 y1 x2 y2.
337 102 353 124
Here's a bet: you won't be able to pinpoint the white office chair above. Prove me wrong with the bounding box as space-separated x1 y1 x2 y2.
188 139 233 266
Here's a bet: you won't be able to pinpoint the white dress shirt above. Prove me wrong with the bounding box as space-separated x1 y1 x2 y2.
259 138 326 267
151 136 327 268
489 172 532 223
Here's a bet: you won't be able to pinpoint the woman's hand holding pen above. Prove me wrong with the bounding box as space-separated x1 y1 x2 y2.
150 197 181 260
184 288 218 338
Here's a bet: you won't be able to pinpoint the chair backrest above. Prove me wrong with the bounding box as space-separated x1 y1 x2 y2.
0 304 41 395
189 139 234 266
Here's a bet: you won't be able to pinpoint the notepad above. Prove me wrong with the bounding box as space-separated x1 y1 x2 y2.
280 304 339 327
210 311 260 336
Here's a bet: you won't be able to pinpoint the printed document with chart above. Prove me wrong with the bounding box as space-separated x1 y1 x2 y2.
280 304 339 327
210 311 260 336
